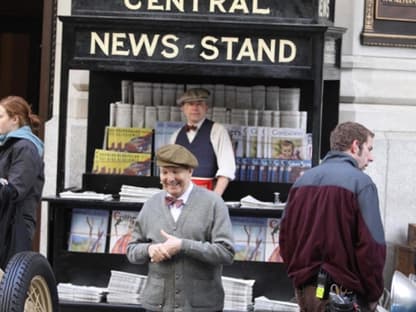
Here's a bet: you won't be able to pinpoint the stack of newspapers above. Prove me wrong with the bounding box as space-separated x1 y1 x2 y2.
240 195 285 209
222 276 255 312
253 296 299 311
118 184 161 202
106 270 147 305
57 283 108 303
59 190 113 201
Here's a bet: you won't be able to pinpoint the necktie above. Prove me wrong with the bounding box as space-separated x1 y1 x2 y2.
185 124 197 132
165 196 183 208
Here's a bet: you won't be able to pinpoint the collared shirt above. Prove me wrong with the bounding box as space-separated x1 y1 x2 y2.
170 118 236 180
167 183 194 222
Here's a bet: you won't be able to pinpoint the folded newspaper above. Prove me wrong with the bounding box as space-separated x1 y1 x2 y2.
119 184 161 202
59 191 113 201
57 283 108 303
254 296 299 312
240 195 285 209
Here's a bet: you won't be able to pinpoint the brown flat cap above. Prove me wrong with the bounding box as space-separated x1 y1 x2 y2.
156 144 198 168
176 88 210 105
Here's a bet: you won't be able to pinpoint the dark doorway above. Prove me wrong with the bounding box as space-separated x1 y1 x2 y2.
0 0 43 113
0 0 54 252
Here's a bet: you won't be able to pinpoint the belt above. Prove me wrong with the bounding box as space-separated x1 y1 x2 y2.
298 274 355 299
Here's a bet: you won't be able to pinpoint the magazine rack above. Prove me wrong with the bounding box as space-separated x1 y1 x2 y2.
45 1 345 311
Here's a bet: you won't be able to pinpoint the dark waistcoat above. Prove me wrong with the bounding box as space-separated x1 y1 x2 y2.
175 119 218 178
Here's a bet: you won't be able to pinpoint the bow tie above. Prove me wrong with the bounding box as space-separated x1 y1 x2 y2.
184 124 197 132
165 196 184 208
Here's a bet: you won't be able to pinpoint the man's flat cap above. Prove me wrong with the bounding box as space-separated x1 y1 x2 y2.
156 144 198 168
176 88 210 105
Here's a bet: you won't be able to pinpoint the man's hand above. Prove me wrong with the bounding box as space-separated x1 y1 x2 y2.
160 229 182 256
147 230 182 263
148 243 171 263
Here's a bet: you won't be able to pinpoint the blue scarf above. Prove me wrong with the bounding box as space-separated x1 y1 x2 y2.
0 126 44 156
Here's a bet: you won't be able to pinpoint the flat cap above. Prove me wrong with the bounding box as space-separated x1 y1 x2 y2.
156 144 199 168
176 88 210 105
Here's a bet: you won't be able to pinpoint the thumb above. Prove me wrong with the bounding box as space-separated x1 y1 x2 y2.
160 229 170 239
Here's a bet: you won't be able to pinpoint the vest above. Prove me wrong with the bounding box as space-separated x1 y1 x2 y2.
175 119 218 178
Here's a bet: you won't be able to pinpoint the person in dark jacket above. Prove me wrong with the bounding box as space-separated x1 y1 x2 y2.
0 96 44 269
279 121 386 312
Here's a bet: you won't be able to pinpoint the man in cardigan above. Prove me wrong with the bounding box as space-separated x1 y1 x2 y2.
170 88 236 196
126 144 235 312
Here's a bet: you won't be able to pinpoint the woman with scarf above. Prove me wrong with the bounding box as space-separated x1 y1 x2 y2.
0 96 44 269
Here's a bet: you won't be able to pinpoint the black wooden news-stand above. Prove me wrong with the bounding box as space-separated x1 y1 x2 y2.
44 1 345 311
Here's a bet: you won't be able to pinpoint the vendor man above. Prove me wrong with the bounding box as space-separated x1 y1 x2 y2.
126 144 235 312
170 87 236 196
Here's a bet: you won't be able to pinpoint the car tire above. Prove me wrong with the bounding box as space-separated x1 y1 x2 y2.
0 251 59 312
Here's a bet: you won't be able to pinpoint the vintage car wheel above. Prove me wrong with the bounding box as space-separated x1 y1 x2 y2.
0 251 59 312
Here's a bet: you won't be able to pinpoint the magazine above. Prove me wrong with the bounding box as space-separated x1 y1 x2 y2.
68 208 109 253
264 218 283 263
109 210 139 254
92 149 151 176
224 124 245 158
245 126 258 158
105 126 153 153
231 216 267 262
153 121 183 152
153 121 184 175
268 127 309 160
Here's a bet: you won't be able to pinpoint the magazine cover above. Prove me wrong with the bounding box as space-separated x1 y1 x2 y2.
109 210 138 254
153 121 183 152
224 124 246 158
281 159 312 183
256 126 268 158
68 208 109 253
92 149 151 176
264 218 283 263
268 127 308 160
245 126 258 158
231 216 267 262
267 159 281 183
153 121 183 175
106 127 153 153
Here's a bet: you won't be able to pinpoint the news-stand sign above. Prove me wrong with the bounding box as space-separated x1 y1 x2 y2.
61 15 315 76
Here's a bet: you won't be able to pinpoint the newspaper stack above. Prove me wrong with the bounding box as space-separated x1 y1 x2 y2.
119 184 161 202
240 195 285 210
106 270 147 305
59 191 113 201
222 276 255 311
253 296 299 312
279 88 300 111
57 283 108 303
